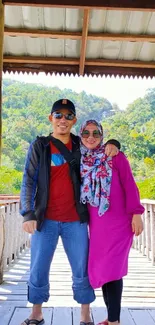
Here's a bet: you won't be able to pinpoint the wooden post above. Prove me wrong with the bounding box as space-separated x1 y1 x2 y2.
0 0 4 166
150 204 155 265
0 207 5 284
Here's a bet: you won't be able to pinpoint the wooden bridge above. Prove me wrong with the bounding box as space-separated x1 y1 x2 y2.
0 198 155 325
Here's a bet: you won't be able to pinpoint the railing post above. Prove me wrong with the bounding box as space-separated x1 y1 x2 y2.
141 206 145 255
144 204 150 259
133 199 155 265
0 207 5 284
149 204 155 265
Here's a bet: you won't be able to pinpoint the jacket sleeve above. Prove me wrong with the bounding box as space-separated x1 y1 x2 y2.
105 139 121 150
20 140 40 222
115 152 145 215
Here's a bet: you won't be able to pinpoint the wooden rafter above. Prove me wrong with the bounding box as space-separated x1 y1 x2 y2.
3 0 155 11
87 33 155 42
4 28 81 40
79 9 89 76
3 63 155 78
3 56 79 65
3 56 155 69
4 27 155 43
85 59 155 68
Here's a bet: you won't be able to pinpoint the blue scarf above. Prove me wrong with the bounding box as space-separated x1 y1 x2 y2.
80 120 112 216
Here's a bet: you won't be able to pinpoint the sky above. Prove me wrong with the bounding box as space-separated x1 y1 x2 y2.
3 72 155 110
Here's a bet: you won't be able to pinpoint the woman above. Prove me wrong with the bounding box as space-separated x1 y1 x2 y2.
80 120 144 325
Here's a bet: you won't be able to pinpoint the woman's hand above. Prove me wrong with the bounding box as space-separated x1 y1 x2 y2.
132 214 143 236
105 144 119 157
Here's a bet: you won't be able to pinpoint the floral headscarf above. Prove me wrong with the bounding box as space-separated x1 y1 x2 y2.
80 119 112 216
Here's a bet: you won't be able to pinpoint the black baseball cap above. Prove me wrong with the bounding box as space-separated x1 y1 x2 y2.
51 99 76 115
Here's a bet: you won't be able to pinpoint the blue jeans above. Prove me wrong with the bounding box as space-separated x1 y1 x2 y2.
28 219 95 304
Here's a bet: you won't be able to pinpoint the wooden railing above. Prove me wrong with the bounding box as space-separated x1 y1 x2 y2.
0 197 29 284
133 199 155 266
0 197 155 284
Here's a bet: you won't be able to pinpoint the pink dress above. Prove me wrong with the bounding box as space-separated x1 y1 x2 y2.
88 152 144 289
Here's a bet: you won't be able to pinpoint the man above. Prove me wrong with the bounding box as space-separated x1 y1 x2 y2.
20 99 120 325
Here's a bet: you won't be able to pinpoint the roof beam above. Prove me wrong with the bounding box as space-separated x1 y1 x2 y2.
79 9 89 76
4 28 155 43
3 63 155 78
88 33 155 42
3 56 155 69
4 27 81 39
85 59 155 68
3 56 78 65
3 0 155 11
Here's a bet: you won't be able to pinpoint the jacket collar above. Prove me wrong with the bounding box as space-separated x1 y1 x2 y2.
37 133 79 147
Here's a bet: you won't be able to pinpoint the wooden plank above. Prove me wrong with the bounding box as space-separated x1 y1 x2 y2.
120 308 136 325
10 273 155 281
2 281 155 294
87 32 155 42
1 244 155 317
0 199 19 205
3 56 155 69
4 28 155 42
72 307 97 325
130 309 155 325
149 204 155 265
0 207 5 283
85 66 155 78
144 204 150 259
0 297 78 307
4 27 81 39
0 306 15 324
9 307 53 325
149 309 155 321
72 307 81 325
1 288 155 299
1 298 155 308
79 9 89 76
52 307 72 325
3 63 155 78
3 0 155 11
3 56 79 65
0 195 20 199
2 287 155 297
92 307 107 324
85 59 155 68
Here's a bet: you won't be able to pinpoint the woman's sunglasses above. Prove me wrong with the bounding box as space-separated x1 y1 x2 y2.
81 130 101 138
53 111 75 121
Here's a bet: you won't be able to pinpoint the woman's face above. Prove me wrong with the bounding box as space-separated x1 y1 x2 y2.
81 123 102 150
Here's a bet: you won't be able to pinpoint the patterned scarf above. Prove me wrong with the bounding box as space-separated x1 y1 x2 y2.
80 120 112 216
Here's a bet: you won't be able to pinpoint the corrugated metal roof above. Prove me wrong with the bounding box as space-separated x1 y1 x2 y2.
3 6 155 77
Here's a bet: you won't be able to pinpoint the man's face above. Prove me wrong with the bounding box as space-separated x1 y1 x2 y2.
49 108 77 136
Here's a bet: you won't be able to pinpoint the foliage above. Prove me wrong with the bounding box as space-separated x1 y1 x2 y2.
137 177 155 200
0 166 22 194
2 79 155 198
102 89 155 183
2 79 114 171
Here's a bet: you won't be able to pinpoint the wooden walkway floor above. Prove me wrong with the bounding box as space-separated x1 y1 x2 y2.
0 241 155 324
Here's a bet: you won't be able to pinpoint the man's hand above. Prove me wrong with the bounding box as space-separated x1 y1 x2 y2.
105 144 119 157
22 220 37 234
132 214 143 236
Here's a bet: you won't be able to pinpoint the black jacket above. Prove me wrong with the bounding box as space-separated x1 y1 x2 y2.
20 134 120 230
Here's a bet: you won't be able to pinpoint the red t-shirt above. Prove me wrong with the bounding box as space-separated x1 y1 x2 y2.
45 139 79 222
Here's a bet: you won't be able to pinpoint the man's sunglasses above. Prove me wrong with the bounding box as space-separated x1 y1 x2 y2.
81 130 101 138
53 112 75 121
